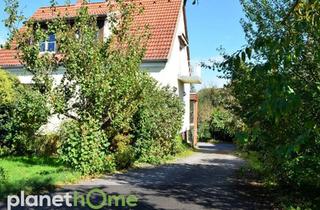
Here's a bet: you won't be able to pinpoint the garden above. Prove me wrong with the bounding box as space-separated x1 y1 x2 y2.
0 0 189 199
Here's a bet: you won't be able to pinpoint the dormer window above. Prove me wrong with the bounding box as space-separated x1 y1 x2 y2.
40 33 56 53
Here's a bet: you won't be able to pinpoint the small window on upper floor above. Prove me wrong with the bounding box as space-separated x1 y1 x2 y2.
40 33 56 53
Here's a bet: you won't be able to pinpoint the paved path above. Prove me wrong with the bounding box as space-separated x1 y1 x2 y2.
1 143 273 210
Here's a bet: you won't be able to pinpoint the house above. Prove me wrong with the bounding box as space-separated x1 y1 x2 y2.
0 0 201 145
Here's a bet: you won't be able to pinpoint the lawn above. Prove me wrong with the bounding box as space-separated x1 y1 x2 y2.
0 156 81 199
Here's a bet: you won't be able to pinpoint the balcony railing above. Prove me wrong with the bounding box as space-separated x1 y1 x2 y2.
178 64 202 84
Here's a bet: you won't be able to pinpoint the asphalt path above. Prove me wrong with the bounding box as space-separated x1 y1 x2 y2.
1 142 274 210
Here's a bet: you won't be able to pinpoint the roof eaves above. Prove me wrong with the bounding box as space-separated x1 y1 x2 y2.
0 64 23 69
142 58 168 63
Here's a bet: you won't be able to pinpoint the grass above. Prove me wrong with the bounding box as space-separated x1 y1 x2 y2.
0 156 81 199
164 147 194 164
166 139 195 162
236 151 264 174
133 141 195 168
0 140 195 200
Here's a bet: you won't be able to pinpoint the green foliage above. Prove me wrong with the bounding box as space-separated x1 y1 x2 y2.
210 107 236 141
0 69 18 105
4 0 150 174
48 0 149 138
59 119 115 175
3 0 184 174
112 134 135 170
0 70 49 155
0 69 17 153
32 133 61 156
171 135 189 155
7 86 50 154
237 151 265 180
0 156 81 199
7 0 149 135
212 0 320 195
0 166 8 184
132 75 184 164
3 0 24 45
197 87 243 142
198 122 212 141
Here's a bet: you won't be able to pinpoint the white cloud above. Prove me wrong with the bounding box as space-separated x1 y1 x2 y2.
196 76 229 90
203 77 229 88
191 55 228 91
208 55 225 63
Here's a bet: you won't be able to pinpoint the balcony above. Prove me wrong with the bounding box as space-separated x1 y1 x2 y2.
178 64 202 84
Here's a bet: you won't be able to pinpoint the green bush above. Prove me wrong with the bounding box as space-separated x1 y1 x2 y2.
197 87 243 142
198 122 212 141
0 70 18 105
209 107 236 141
0 167 7 184
132 75 184 164
59 119 115 175
112 134 135 170
32 133 61 156
0 70 49 155
8 86 50 154
0 70 18 152
172 135 188 154
57 75 184 172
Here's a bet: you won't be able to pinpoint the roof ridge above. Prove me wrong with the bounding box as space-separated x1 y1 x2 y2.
38 1 108 9
38 0 177 9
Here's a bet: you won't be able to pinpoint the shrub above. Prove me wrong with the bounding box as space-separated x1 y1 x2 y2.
0 167 8 184
197 87 243 142
111 134 135 170
132 75 184 163
0 70 18 105
172 135 188 155
32 133 61 156
59 119 115 175
8 86 50 154
0 70 17 152
198 122 212 141
210 107 235 142
0 70 49 155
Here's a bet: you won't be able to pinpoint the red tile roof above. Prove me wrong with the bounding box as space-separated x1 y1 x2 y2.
0 0 183 67
0 50 21 67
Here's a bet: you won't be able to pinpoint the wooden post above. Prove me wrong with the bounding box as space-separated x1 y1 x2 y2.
190 93 198 147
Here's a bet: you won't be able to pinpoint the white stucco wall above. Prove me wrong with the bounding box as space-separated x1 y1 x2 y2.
143 5 191 133
17 74 63 85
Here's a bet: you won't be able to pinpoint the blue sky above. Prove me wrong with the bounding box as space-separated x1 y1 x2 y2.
0 0 246 89
185 0 246 89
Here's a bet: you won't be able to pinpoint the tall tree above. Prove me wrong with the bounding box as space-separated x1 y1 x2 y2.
209 0 320 189
6 0 149 136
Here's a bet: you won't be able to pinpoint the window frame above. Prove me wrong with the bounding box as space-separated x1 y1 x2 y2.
39 33 56 53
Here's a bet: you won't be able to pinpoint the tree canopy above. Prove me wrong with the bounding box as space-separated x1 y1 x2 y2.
206 0 320 192
2 0 185 174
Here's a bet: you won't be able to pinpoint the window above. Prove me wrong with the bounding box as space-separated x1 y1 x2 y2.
40 33 56 53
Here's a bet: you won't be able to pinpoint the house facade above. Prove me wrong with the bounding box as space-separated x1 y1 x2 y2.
0 0 201 144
